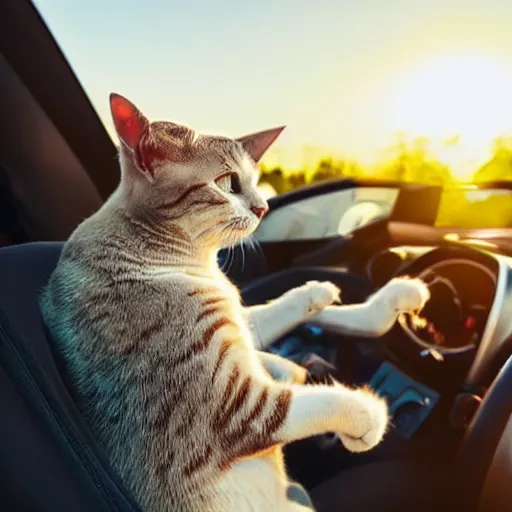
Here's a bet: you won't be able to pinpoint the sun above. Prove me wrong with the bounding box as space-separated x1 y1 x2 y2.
389 53 512 176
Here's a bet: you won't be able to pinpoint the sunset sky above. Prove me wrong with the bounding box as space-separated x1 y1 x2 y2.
34 0 512 174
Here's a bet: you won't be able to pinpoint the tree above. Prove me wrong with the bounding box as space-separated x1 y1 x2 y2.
377 136 451 184
309 158 343 184
474 137 512 182
259 167 286 194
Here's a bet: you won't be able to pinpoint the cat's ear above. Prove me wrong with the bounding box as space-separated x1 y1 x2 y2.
236 126 286 163
109 93 149 151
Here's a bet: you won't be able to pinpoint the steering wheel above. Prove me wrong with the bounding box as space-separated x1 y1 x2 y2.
390 247 496 358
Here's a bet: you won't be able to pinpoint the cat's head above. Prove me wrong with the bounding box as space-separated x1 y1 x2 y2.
109 93 284 250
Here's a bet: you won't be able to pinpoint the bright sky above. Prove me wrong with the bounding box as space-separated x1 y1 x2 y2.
33 0 512 173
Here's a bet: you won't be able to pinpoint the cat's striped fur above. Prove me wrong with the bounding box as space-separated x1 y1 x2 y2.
40 94 428 511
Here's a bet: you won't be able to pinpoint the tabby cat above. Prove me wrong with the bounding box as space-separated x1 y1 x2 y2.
40 93 430 512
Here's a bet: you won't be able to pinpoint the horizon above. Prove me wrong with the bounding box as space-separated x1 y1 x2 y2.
33 0 512 178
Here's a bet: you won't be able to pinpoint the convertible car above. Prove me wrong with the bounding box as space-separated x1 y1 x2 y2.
0 1 511 511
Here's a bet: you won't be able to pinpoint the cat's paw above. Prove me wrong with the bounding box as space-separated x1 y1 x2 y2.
381 277 430 314
336 386 389 453
303 353 337 384
303 280 341 313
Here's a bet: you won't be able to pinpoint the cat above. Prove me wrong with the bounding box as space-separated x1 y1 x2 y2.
40 93 430 512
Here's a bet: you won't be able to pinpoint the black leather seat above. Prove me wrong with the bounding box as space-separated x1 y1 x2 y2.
0 242 510 512
0 242 140 512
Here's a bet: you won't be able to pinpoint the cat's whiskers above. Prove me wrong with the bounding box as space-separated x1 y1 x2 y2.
239 240 246 272
192 221 230 247
216 219 261 274
246 235 265 261
222 246 235 276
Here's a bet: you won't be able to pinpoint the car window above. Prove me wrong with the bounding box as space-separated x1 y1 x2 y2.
255 188 399 242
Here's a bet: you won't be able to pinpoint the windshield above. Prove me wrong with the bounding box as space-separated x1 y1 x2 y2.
255 187 400 242
34 0 512 196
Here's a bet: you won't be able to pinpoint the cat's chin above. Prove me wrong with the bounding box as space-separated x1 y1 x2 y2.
218 218 259 249
228 217 259 237
230 216 253 230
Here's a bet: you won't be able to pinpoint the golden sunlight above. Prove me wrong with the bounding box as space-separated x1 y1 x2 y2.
390 54 512 177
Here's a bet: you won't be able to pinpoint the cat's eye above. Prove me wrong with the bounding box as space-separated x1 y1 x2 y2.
230 174 242 194
215 172 242 194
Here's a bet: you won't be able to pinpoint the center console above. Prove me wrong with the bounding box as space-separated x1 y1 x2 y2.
268 322 466 491
369 361 439 438
270 323 441 440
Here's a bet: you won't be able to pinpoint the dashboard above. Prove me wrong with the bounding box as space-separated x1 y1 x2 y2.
249 237 512 444
350 242 512 439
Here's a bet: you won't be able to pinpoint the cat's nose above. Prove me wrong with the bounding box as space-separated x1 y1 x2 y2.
251 205 268 219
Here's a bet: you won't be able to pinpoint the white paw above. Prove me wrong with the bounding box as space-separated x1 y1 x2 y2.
304 280 341 313
336 386 389 453
380 277 430 314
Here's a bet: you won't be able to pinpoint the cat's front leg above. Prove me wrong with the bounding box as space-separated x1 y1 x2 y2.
257 351 308 384
227 377 388 455
245 281 341 349
272 381 389 453
258 351 337 386
310 277 430 338
216 360 387 470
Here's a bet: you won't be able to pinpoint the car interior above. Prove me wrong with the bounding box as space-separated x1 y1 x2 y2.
1 1 511 511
